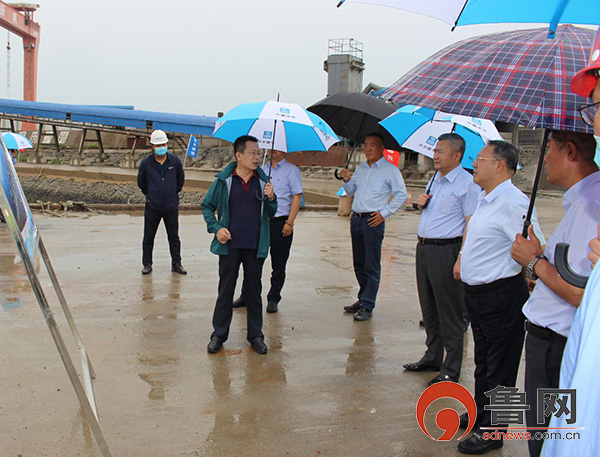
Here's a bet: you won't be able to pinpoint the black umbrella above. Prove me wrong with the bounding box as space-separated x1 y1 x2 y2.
307 91 400 179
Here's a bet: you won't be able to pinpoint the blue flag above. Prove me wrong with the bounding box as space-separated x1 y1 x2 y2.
186 135 199 158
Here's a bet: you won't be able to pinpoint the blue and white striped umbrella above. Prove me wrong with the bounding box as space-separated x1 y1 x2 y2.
212 101 340 153
379 105 503 169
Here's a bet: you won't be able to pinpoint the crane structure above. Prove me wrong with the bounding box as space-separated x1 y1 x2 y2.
0 2 40 102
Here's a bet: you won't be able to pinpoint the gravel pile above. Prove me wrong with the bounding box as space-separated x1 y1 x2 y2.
20 177 205 205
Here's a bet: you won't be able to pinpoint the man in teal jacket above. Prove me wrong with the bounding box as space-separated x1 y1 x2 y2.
201 135 277 354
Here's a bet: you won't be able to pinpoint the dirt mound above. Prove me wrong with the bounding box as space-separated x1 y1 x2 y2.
20 177 205 206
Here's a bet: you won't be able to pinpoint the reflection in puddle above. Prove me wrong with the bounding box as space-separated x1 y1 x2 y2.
136 276 181 401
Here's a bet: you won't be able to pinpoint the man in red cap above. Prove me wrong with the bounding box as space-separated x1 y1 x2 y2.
541 27 600 457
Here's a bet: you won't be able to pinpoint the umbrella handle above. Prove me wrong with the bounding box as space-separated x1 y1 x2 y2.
334 146 356 180
555 242 588 289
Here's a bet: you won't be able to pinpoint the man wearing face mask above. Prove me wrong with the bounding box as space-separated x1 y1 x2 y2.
137 129 186 275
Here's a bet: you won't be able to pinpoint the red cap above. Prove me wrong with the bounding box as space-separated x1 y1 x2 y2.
571 27 600 97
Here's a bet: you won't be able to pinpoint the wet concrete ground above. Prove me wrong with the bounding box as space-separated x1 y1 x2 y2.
0 196 564 457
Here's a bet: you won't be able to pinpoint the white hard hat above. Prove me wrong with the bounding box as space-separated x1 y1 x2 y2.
150 130 168 145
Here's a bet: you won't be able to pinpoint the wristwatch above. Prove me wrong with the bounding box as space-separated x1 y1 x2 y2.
526 254 547 280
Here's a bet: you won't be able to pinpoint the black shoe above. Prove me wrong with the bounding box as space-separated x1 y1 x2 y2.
459 412 469 429
207 336 223 354
266 301 278 313
353 307 373 321
172 263 187 274
403 361 441 372
344 300 361 313
419 320 425 327
249 337 268 354
427 373 459 386
142 265 152 275
458 433 503 454
232 296 246 308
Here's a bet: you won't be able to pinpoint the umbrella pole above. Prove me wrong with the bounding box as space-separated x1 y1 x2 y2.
256 119 278 201
335 118 367 180
522 129 550 237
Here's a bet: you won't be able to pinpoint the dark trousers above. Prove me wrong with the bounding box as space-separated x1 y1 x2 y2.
239 218 293 305
142 204 181 267
464 275 529 433
267 218 293 304
212 248 265 342
350 216 385 311
525 332 567 457
416 242 464 379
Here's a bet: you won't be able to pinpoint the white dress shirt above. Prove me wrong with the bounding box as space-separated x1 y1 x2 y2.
461 179 546 286
343 156 407 219
417 166 480 239
523 171 600 337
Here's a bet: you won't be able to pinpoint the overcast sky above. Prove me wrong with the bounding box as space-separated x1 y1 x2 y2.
0 0 569 117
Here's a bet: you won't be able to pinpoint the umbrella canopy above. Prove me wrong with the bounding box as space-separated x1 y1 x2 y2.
381 25 596 134
212 101 339 153
307 91 399 150
379 105 503 169
337 0 600 38
2 132 33 150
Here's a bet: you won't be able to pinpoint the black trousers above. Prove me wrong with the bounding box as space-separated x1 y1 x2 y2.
267 218 294 304
416 242 464 379
239 217 294 305
142 204 181 267
464 274 529 433
212 248 265 342
350 216 385 311
525 332 567 457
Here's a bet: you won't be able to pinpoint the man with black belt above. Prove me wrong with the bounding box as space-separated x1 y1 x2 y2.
510 130 600 457
456 141 546 455
232 149 302 313
403 133 479 386
201 135 277 355
137 129 187 275
339 132 407 321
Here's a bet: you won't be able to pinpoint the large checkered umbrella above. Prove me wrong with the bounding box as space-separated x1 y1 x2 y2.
381 25 595 134
382 25 596 238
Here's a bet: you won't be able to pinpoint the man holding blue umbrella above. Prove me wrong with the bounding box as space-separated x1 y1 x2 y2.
232 148 303 313
403 133 479 386
201 135 276 354
340 132 407 321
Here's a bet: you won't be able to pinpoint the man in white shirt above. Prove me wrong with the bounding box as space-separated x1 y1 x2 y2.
457 140 546 455
511 130 600 457
403 133 479 386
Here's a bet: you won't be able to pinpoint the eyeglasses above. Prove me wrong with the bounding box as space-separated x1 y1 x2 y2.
473 156 501 164
243 151 263 157
579 101 600 127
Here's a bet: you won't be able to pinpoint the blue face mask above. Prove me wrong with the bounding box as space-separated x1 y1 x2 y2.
155 146 168 156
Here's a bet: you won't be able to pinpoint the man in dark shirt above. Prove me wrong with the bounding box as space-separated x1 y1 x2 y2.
137 129 186 275
201 135 276 354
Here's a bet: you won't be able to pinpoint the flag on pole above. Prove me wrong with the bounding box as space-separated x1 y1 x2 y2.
186 135 199 158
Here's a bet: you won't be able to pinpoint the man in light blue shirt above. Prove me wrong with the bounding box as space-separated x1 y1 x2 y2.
403 133 479 386
511 130 600 457
339 132 407 321
232 149 303 313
